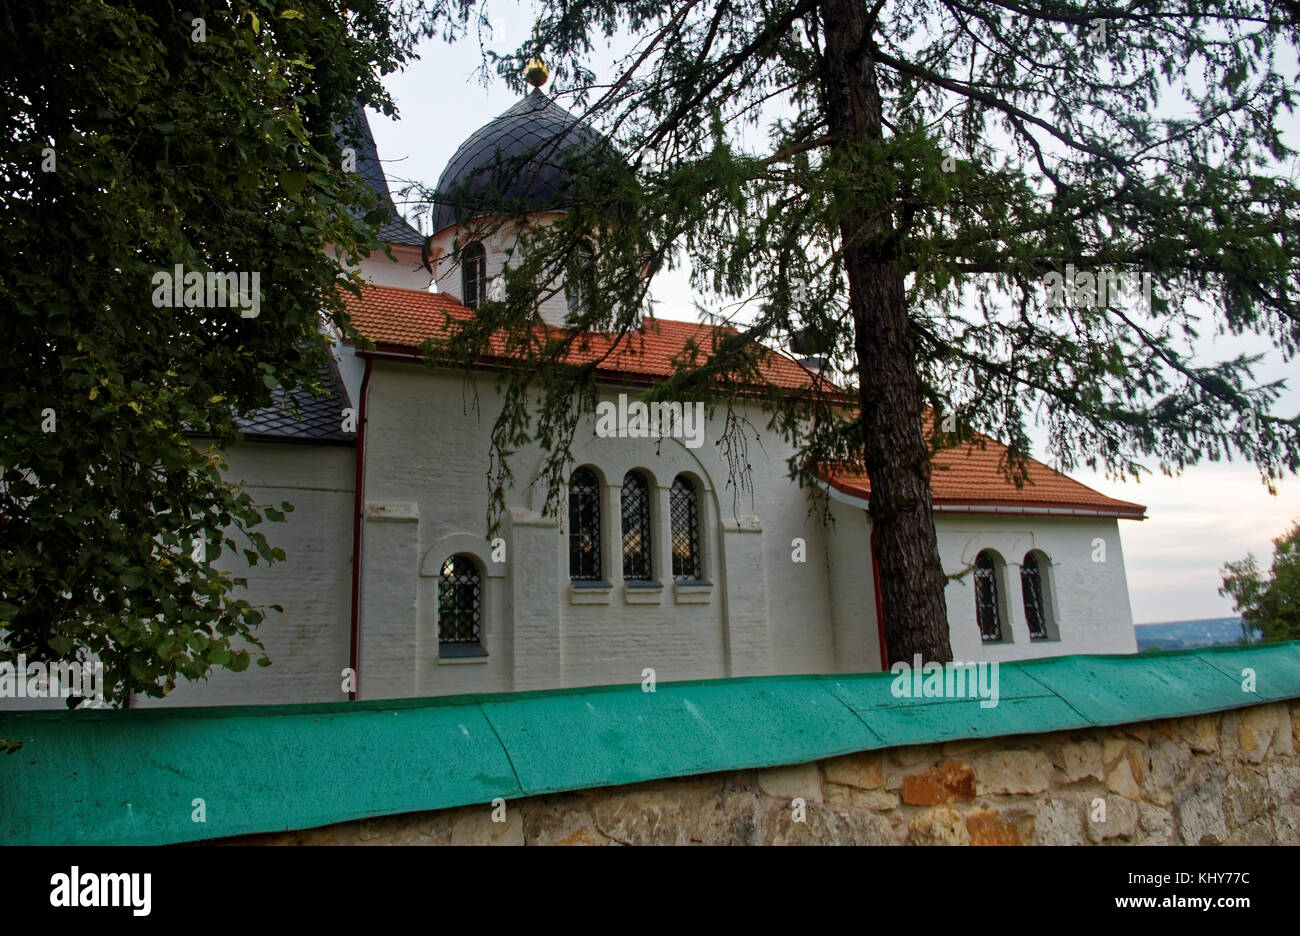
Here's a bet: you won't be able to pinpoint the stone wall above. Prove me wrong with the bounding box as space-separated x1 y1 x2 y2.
235 698 1300 845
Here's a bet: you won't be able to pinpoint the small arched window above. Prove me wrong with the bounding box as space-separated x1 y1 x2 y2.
1021 552 1051 640
621 470 652 581
439 554 484 656
670 475 702 582
565 240 595 315
974 550 1002 642
461 240 486 309
569 466 602 581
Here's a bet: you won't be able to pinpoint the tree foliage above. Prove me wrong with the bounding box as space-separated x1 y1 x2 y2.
1221 521 1300 642
0 1 411 704
404 0 1300 662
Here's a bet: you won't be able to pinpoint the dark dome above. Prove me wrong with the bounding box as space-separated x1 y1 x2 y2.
430 89 608 235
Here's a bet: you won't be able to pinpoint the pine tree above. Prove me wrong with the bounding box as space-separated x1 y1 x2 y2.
413 1 1300 664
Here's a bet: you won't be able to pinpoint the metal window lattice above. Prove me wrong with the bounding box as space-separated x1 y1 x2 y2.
621 471 652 580
974 552 1002 642
461 242 486 309
438 555 482 645
670 475 701 581
1022 555 1048 639
568 467 601 581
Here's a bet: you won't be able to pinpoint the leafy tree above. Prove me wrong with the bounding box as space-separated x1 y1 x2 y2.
409 0 1300 663
1221 521 1300 642
0 1 410 704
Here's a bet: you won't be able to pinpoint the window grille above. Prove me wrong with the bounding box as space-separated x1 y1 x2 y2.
439 555 482 648
670 475 702 581
1022 554 1048 639
621 471 652 581
974 551 1002 642
568 467 602 581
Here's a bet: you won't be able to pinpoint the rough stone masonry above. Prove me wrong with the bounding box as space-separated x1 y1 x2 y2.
235 698 1300 845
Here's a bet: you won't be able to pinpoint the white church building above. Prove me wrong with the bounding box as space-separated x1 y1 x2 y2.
139 84 1145 708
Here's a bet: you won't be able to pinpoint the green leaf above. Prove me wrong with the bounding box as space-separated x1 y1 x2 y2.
279 171 306 194
47 634 73 656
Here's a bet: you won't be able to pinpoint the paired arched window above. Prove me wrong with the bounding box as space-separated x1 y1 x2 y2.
438 554 484 656
621 470 653 581
973 550 1002 642
670 475 702 581
1021 552 1051 640
461 240 486 309
568 466 602 581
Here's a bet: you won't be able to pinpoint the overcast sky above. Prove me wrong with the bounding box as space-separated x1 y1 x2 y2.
365 14 1300 625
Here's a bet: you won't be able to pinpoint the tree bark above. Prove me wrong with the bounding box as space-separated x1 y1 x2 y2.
820 0 953 665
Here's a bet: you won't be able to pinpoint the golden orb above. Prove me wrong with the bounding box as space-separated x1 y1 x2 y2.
524 59 549 88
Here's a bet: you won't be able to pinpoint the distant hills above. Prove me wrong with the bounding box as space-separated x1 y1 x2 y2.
1134 617 1260 651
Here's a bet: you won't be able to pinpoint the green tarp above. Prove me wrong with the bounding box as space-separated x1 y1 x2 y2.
2 642 1297 845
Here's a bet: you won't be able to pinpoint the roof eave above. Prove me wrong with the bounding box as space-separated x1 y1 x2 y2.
818 476 1146 520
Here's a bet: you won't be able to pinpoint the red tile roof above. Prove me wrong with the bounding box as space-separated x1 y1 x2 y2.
822 442 1146 519
342 283 817 389
344 283 1146 519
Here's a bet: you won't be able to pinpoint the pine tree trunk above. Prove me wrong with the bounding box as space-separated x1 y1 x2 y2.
821 0 953 665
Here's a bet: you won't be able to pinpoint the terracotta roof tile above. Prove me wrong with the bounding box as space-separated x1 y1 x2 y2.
344 283 1145 519
822 437 1146 519
342 283 816 389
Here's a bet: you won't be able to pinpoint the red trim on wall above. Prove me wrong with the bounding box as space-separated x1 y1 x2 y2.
871 525 888 671
347 355 373 702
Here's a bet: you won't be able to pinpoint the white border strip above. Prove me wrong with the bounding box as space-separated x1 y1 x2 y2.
816 478 1144 520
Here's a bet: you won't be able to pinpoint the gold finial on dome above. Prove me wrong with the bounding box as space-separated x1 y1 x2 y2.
524 58 549 88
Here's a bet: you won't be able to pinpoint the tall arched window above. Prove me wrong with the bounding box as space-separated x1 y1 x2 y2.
568 466 602 581
461 240 486 309
1021 552 1051 640
621 470 652 581
439 554 484 656
974 550 1002 642
670 475 702 581
565 240 595 315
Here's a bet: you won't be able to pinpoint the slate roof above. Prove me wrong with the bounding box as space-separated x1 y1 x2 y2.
234 358 355 445
336 106 426 247
430 89 608 235
342 282 1145 518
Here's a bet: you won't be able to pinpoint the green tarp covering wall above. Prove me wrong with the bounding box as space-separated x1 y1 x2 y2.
3 643 1299 845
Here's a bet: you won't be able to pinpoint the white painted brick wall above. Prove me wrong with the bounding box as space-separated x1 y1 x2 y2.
137 443 355 708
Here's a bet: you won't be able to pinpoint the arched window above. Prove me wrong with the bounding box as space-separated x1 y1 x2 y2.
1021 552 1052 640
565 240 595 315
621 470 652 581
670 475 702 582
439 554 484 656
568 466 602 581
461 241 486 309
974 550 1002 642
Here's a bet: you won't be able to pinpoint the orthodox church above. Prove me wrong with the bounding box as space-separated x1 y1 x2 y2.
142 79 1145 707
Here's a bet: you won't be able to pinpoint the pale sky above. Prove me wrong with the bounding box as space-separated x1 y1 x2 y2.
366 15 1300 625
